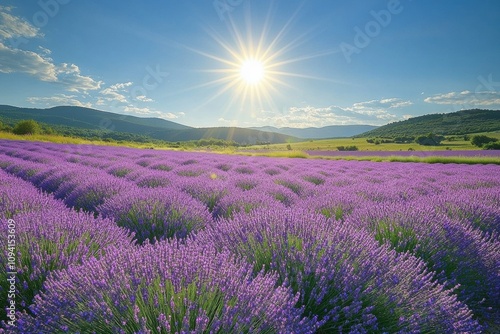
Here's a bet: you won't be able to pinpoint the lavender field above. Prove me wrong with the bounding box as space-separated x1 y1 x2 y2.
1 139 499 333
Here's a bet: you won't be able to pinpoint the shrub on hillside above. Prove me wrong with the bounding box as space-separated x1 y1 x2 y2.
483 141 500 150
337 145 359 151
415 133 445 146
471 135 498 147
12 120 41 135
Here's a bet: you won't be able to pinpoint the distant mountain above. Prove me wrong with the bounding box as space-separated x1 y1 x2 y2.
0 105 191 132
154 127 295 144
0 105 297 144
358 109 500 138
250 125 379 139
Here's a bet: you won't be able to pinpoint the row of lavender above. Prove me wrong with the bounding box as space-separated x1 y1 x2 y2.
0 171 314 333
1 139 499 332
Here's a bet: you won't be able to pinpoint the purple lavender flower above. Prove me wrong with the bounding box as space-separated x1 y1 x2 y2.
212 188 286 219
195 209 482 332
149 161 173 171
0 208 134 323
63 174 135 212
0 170 66 219
16 240 316 333
178 177 229 213
98 188 212 243
349 200 500 324
133 171 171 188
106 162 138 178
39 166 99 195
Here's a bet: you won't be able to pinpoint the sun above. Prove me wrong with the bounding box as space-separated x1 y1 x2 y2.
180 6 337 116
239 59 265 85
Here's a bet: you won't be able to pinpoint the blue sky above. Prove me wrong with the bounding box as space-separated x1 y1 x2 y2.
1 0 500 128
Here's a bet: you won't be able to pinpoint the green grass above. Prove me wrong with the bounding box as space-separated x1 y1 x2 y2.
234 150 310 159
231 149 500 164
247 131 500 152
0 131 181 150
266 138 472 151
0 131 241 153
231 150 500 165
313 155 500 165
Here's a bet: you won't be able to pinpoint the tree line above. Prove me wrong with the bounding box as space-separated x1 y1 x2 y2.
0 119 240 148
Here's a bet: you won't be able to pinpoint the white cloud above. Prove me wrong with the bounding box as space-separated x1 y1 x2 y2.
255 106 353 128
159 112 180 119
135 95 154 102
380 98 413 108
0 42 102 92
349 98 413 116
123 105 179 120
27 94 92 108
424 90 500 106
123 106 152 114
99 82 154 105
162 112 179 119
38 45 51 56
110 82 133 90
56 63 102 92
0 6 40 40
0 42 57 81
218 117 240 126
254 98 413 128
99 82 132 104
0 9 101 93
95 98 107 106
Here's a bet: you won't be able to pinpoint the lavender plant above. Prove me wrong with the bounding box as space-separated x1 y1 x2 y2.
212 188 286 219
350 202 500 324
178 178 229 213
64 175 135 212
98 188 212 243
134 171 171 188
16 241 316 333
195 209 481 332
0 171 66 219
0 209 134 323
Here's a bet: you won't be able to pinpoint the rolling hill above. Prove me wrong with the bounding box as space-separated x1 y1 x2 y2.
0 105 297 144
358 109 500 138
250 125 378 139
0 105 192 132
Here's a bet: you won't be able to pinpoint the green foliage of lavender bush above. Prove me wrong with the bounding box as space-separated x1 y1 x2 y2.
302 175 325 185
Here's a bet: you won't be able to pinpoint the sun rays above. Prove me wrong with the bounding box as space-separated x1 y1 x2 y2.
179 3 338 121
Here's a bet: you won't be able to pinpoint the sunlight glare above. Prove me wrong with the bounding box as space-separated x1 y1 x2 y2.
180 4 339 117
240 59 265 85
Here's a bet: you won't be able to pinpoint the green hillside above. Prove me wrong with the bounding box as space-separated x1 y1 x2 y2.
0 105 191 131
358 109 500 138
0 105 297 144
